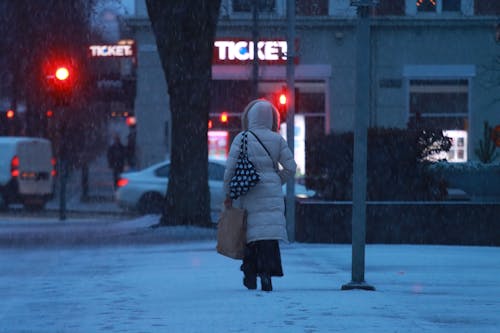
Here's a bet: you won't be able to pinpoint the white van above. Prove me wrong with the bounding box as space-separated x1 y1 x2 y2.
0 137 56 210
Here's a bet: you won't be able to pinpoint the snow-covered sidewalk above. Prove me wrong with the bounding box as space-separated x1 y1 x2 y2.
0 237 498 332
0 215 216 247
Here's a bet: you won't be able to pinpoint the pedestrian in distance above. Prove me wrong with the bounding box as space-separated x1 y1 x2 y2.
223 99 297 292
107 134 126 191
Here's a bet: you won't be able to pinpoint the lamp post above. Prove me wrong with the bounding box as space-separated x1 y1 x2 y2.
286 0 296 242
341 0 378 291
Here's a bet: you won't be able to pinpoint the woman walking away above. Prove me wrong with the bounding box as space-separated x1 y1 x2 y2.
223 99 297 292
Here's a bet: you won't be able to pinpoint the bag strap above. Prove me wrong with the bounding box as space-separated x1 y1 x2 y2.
247 130 278 171
240 131 249 153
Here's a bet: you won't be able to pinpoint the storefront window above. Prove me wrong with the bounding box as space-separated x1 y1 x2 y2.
210 79 326 175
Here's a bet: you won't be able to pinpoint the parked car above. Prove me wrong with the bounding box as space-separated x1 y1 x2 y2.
0 137 56 210
115 159 315 215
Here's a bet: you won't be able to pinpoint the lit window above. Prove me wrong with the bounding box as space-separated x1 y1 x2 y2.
443 130 467 162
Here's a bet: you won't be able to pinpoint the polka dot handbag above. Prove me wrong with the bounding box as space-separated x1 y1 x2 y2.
229 131 261 200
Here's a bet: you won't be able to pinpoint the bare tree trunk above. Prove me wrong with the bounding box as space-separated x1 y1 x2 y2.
146 0 221 226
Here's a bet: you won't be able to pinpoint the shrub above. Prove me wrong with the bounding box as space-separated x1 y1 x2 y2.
474 121 498 163
305 128 451 201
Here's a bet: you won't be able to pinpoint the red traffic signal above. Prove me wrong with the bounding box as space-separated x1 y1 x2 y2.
6 109 15 119
220 111 228 124
46 63 74 85
279 92 287 106
55 67 70 81
126 115 137 127
276 86 288 123
44 58 77 105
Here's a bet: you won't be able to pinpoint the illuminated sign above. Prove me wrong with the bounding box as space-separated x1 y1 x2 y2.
208 131 229 160
89 44 134 58
213 40 288 64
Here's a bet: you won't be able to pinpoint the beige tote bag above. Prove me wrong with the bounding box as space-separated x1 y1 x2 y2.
216 207 247 259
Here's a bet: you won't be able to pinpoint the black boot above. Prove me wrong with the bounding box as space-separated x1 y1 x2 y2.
260 274 272 292
243 275 257 290
241 246 258 290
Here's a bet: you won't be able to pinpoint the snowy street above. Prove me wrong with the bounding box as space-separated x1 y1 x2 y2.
1 225 499 332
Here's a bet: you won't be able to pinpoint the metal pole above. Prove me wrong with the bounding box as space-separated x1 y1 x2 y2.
58 106 68 221
59 159 67 221
341 4 375 291
252 2 259 99
285 0 296 242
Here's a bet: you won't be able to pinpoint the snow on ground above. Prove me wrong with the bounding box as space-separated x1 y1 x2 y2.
0 232 498 333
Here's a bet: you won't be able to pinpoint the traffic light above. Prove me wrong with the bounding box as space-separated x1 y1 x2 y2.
220 111 229 124
46 63 74 89
44 58 77 106
279 92 287 106
2 109 20 136
208 111 240 130
276 86 287 124
274 86 300 124
126 115 137 127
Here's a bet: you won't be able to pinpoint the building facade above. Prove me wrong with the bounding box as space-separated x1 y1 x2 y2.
126 0 499 172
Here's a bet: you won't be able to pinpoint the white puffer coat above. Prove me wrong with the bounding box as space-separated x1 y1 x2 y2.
223 101 297 243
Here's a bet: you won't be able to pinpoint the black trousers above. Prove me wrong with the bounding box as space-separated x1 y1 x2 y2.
241 240 284 277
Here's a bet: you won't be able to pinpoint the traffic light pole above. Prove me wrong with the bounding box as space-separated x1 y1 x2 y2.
58 107 69 221
59 158 68 221
285 0 296 242
43 59 75 221
341 3 375 291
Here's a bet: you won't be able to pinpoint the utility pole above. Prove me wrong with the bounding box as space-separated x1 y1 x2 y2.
285 0 296 242
341 0 377 291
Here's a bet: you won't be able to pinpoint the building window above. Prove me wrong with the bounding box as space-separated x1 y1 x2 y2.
232 0 276 13
408 79 469 162
374 0 405 16
442 0 460 11
475 1 500 15
416 0 437 12
296 0 328 16
415 0 461 13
